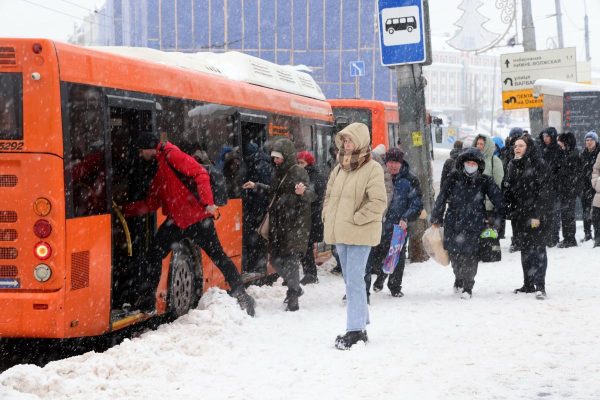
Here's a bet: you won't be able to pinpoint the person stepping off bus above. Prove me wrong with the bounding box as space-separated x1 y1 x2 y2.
122 133 255 317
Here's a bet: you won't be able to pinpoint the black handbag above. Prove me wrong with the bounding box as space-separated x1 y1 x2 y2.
479 236 502 262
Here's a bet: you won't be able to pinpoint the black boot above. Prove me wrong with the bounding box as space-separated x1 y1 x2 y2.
284 288 303 311
334 330 368 350
513 285 535 294
594 237 600 248
300 274 318 285
231 287 256 317
372 274 386 292
535 285 547 300
390 286 404 297
581 233 592 243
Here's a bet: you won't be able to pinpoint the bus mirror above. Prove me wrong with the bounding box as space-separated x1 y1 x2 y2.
435 126 443 143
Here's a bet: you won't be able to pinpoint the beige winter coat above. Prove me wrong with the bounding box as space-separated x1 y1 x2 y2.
322 123 387 246
592 152 600 208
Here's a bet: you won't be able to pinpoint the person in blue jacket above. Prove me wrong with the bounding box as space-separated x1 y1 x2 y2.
369 148 423 297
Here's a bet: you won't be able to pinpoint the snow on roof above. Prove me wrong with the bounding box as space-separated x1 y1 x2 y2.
533 78 600 97
90 46 326 101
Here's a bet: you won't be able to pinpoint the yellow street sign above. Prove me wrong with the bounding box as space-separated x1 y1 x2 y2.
412 131 423 146
502 89 543 110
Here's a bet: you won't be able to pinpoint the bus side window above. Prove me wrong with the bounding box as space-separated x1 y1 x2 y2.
63 83 107 218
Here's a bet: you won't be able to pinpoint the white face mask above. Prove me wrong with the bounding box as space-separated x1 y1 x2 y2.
464 163 478 175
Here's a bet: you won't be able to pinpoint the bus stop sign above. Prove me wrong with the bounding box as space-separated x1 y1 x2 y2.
377 0 430 66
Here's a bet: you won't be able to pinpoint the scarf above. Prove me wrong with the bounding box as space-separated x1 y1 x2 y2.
338 146 371 172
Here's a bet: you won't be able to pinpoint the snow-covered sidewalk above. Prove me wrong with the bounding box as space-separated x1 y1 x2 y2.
1 236 599 400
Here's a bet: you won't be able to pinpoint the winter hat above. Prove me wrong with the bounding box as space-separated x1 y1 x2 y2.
335 122 371 150
492 136 505 150
270 150 283 159
508 127 523 138
297 150 315 166
585 131 599 143
385 147 404 163
136 133 160 150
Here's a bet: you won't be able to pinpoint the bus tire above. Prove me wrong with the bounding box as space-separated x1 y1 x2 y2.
407 26 413 32
388 28 395 34
167 241 199 318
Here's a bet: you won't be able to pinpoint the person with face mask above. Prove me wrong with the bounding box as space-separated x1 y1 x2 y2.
431 148 503 298
503 135 552 299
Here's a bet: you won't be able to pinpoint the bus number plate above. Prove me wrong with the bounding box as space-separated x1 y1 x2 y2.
0 142 24 151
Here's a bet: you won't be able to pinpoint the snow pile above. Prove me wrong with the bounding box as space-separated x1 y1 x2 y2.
2 235 600 400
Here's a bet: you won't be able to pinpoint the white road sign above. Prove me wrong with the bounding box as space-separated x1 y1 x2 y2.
501 48 577 91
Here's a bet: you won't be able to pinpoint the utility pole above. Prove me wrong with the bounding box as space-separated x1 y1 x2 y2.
584 0 591 62
554 0 564 48
396 64 433 262
522 0 544 134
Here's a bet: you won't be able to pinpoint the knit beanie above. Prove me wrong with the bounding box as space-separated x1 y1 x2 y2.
585 131 599 143
385 147 404 163
136 133 160 149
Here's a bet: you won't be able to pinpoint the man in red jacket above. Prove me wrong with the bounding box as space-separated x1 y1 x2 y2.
123 133 255 316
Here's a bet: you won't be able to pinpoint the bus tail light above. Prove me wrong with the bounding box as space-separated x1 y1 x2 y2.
33 198 52 217
33 264 52 282
33 219 52 238
32 43 43 54
34 242 52 260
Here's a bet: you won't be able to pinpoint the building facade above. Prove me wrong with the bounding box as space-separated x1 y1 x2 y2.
72 0 501 126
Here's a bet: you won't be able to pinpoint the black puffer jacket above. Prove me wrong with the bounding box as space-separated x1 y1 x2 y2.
580 144 600 201
431 148 503 255
504 135 552 247
556 132 580 199
305 164 326 243
538 127 561 190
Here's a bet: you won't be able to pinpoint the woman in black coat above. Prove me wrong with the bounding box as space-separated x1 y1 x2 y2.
503 135 552 299
431 148 503 298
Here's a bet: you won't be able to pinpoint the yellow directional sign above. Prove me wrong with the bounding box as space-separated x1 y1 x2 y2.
412 131 423 146
502 89 543 110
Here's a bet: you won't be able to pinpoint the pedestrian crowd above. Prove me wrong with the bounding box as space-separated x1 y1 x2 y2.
121 122 600 351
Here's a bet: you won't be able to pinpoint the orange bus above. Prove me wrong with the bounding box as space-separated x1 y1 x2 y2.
0 39 334 338
328 99 400 149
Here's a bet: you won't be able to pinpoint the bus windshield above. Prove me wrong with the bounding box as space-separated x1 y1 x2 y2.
0 72 23 140
332 107 372 131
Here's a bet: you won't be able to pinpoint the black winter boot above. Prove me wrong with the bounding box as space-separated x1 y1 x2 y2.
284 288 303 311
231 287 256 317
594 237 600 248
535 285 547 300
334 330 368 350
372 274 386 292
300 274 319 285
513 285 535 294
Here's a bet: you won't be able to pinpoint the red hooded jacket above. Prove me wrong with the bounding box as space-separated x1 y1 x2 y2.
123 142 214 229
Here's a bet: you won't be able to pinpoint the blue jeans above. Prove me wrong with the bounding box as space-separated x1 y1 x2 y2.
336 244 371 332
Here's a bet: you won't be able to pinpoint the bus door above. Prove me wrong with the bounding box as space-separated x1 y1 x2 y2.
105 95 158 310
312 123 334 174
235 112 269 275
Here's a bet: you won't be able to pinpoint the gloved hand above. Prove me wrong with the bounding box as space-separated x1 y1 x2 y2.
480 227 498 239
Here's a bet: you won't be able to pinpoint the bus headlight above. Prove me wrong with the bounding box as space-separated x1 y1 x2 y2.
34 264 52 282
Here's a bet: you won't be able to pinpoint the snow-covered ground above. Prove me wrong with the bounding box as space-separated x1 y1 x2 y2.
2 151 599 400
1 230 599 400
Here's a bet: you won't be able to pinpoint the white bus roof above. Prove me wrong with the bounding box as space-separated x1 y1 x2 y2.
533 79 600 97
91 46 326 101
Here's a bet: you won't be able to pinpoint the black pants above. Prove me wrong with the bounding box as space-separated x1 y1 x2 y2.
370 243 407 294
559 196 577 243
581 195 594 237
301 241 317 277
448 252 479 292
593 207 600 241
520 245 547 288
143 218 243 298
272 253 301 293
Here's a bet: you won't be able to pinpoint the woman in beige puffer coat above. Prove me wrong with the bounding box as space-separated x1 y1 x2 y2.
322 122 387 349
591 153 600 247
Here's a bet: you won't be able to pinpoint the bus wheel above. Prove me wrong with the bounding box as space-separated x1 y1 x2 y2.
388 28 394 34
167 242 197 318
407 26 413 32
